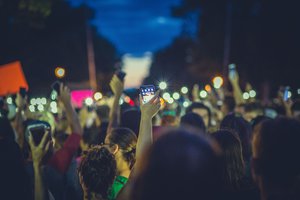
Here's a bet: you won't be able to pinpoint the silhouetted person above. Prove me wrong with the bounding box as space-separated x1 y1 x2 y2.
132 129 222 200
252 117 300 200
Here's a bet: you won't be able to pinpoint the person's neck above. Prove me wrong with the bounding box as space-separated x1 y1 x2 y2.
118 167 131 178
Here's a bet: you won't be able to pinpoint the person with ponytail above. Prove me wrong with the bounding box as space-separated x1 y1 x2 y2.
103 127 137 200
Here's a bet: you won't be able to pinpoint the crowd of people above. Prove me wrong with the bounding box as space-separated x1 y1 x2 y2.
1 68 300 200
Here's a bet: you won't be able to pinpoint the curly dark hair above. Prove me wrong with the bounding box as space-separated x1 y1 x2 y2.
78 146 116 199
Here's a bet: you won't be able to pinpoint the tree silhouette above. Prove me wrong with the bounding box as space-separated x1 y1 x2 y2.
0 0 118 92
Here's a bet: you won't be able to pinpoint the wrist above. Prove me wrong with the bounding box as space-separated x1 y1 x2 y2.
33 161 42 169
114 93 122 98
141 114 152 121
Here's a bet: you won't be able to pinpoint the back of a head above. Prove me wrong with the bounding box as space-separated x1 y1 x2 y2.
252 117 300 197
180 112 206 132
78 146 117 199
133 129 222 200
212 130 244 190
220 113 252 161
121 109 141 137
223 96 236 114
107 127 137 169
186 102 212 127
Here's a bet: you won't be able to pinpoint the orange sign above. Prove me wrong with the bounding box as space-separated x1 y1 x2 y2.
0 61 28 96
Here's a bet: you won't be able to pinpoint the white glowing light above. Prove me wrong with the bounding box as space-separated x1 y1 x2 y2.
200 90 208 98
94 92 103 101
181 87 188 94
41 97 47 105
50 101 57 108
167 98 174 104
172 92 180 100
119 99 124 105
162 93 171 100
37 104 44 111
243 92 250 100
159 81 167 90
36 98 42 105
29 105 35 112
183 101 189 108
30 98 36 105
288 91 292 98
249 90 256 98
85 97 93 106
6 97 13 104
51 107 58 114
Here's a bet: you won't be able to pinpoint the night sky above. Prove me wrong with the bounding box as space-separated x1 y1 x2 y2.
68 0 183 56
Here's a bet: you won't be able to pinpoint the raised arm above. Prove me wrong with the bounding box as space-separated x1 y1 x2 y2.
107 74 124 133
135 91 160 170
229 71 245 105
29 131 51 200
13 93 27 148
59 84 83 135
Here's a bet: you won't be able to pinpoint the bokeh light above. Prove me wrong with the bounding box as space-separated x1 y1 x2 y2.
243 92 250 100
181 86 188 94
159 81 167 90
212 76 224 89
55 67 66 78
200 90 208 98
94 92 103 101
172 92 180 100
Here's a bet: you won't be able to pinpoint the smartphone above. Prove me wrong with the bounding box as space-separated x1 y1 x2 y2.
116 71 126 81
228 64 236 80
51 81 61 95
26 123 51 146
283 86 290 101
140 85 156 104
19 87 27 98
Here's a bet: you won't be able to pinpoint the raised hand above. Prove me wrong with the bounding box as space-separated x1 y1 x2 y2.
15 93 27 109
59 83 71 105
140 91 161 119
110 74 124 97
228 69 239 85
29 131 51 166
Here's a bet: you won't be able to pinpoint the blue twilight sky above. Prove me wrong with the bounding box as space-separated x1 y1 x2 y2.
68 0 184 56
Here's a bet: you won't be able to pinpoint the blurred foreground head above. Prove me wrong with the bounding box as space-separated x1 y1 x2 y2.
132 129 222 200
252 117 300 200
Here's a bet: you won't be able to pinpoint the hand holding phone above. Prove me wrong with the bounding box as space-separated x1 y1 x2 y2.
26 123 51 146
283 86 291 102
140 85 156 104
116 70 126 82
228 64 237 81
19 87 27 98
51 81 61 95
